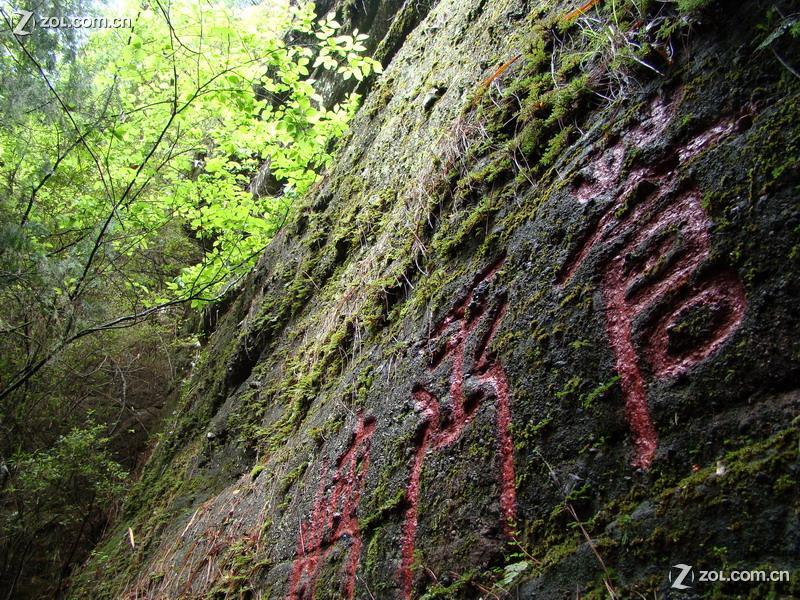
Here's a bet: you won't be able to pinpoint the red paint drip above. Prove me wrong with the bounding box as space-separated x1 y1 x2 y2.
478 362 516 529
603 271 659 469
286 415 376 600
399 260 517 598
399 391 437 599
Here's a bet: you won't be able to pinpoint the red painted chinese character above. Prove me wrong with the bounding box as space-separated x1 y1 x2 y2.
399 258 517 598
560 102 746 469
286 415 376 599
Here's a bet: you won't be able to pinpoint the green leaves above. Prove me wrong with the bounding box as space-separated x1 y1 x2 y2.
8 0 379 307
312 20 383 81
0 0 381 404
756 10 800 51
499 560 531 588
9 424 127 518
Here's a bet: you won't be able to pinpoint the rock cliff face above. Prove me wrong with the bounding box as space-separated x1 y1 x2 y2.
73 0 800 598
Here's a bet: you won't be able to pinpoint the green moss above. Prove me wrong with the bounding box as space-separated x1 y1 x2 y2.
677 0 714 12
579 376 620 411
277 461 309 510
554 375 582 401
432 191 503 256
372 0 421 64
360 488 404 532
539 125 576 167
250 464 265 480
418 569 479 599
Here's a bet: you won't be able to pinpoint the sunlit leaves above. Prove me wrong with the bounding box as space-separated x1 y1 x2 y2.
0 0 380 333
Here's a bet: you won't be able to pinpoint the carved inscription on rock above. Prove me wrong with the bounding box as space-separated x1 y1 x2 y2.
286 415 376 600
399 258 517 597
560 95 747 468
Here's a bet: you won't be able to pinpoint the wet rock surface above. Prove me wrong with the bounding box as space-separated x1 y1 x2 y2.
72 0 800 598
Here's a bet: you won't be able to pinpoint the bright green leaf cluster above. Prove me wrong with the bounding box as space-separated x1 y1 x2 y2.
0 0 380 312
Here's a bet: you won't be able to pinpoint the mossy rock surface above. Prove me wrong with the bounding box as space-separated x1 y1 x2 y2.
71 0 800 598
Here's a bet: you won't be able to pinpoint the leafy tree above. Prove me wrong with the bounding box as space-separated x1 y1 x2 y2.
0 425 127 597
0 0 379 596
0 0 380 399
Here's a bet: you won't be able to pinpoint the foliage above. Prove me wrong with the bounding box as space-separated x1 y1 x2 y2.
559 0 695 101
0 0 379 596
0 0 379 396
755 6 800 80
6 424 127 517
0 424 127 597
675 0 714 12
498 560 531 587
0 0 98 119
